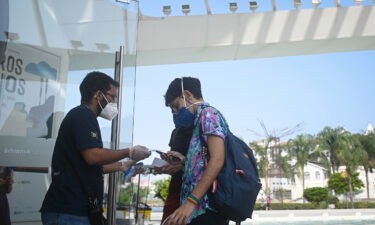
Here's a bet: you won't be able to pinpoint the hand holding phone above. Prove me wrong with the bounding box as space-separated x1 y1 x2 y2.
150 150 184 164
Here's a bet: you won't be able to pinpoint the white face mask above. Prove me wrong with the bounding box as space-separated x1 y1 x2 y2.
98 92 118 120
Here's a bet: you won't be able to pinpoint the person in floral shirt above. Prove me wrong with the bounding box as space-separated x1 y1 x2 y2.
163 77 229 225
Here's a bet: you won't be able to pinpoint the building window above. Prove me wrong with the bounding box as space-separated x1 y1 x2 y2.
304 172 310 180
274 189 292 200
315 171 321 180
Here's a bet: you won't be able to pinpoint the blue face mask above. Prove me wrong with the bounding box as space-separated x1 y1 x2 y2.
173 107 195 128
172 78 203 128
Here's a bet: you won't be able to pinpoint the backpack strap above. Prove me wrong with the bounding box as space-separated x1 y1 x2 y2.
197 105 219 194
197 105 210 157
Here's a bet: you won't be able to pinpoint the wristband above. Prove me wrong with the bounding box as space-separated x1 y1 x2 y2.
187 194 200 205
187 197 198 205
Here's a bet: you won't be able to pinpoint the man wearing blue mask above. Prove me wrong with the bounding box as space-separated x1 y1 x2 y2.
40 71 151 225
163 77 229 225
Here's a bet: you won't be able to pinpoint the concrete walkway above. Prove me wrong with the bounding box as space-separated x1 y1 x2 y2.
14 209 375 225
145 208 375 225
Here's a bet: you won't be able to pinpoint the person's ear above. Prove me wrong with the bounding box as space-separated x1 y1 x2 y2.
94 91 102 101
183 90 194 102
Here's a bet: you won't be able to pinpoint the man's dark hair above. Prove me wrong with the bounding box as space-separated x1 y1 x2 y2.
80 71 119 103
164 77 203 106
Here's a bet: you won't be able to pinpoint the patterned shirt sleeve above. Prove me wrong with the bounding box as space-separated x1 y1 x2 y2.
200 107 226 142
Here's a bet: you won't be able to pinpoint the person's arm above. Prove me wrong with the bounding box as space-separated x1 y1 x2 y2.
103 162 122 173
81 148 130 165
166 135 225 225
189 135 225 199
155 151 185 175
81 145 150 166
155 163 183 175
103 160 136 173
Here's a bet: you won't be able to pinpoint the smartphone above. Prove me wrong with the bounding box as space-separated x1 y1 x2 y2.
150 149 181 162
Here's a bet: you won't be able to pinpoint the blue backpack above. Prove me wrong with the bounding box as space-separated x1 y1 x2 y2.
199 107 262 223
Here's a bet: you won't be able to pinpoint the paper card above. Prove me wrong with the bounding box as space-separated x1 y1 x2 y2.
152 157 169 167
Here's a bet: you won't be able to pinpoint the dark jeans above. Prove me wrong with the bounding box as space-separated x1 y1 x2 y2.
41 212 90 225
188 210 229 225
0 194 11 225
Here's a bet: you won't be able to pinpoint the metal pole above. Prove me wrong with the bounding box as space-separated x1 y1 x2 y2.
135 173 141 224
107 46 125 225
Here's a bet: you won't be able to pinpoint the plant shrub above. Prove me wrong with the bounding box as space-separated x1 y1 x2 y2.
303 187 328 203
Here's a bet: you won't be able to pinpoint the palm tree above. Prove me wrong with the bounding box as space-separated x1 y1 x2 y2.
248 120 303 203
317 126 346 175
337 134 368 208
288 134 316 203
271 138 295 206
310 147 331 178
358 133 375 200
251 139 271 195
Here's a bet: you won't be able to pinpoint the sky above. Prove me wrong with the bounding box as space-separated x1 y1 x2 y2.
132 50 375 151
131 1 375 181
66 0 375 181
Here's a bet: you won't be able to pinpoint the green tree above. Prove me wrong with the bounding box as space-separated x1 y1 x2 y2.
272 141 295 206
288 134 316 203
358 133 375 200
337 134 368 208
118 184 149 205
154 177 171 202
251 139 271 194
303 187 328 204
317 126 346 175
328 172 364 207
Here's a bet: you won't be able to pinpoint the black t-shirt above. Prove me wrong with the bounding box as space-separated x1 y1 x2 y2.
168 126 194 194
41 105 103 216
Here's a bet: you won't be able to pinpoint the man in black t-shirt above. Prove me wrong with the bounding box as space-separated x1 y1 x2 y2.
40 71 151 225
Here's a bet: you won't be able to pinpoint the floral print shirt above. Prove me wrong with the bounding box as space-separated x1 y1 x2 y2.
180 103 229 222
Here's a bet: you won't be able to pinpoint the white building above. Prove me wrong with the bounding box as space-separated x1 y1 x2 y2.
337 166 375 201
256 123 375 202
260 161 328 202
365 123 374 135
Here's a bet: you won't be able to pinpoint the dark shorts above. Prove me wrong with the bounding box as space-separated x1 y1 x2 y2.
188 209 229 225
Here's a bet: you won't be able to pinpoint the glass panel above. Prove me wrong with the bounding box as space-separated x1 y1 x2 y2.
0 0 139 224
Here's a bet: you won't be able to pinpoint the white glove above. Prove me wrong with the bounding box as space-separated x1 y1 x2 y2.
120 160 136 172
129 145 151 162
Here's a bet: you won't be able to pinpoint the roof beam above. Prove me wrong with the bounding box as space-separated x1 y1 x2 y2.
137 5 375 66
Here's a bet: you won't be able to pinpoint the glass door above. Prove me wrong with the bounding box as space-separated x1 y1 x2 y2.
0 0 140 224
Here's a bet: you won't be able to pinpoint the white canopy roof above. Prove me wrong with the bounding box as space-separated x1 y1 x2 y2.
6 0 375 69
